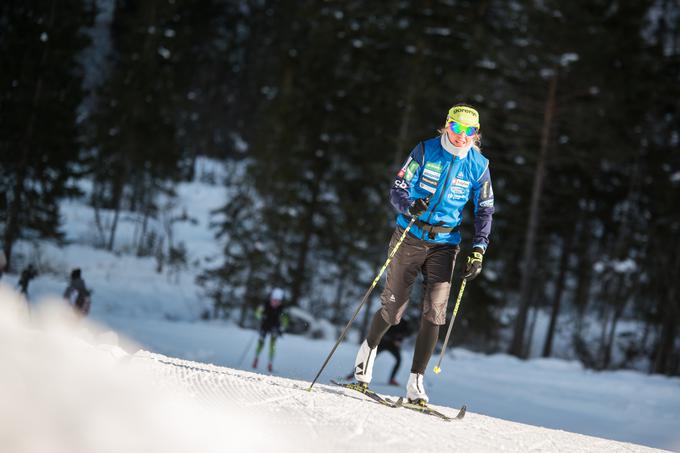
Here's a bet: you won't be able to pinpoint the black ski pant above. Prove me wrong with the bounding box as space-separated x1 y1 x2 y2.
255 323 281 362
367 226 459 375
379 226 459 326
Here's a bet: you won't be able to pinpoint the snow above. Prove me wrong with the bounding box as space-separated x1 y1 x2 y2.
0 287 294 453
2 158 679 452
1 286 675 453
560 52 579 66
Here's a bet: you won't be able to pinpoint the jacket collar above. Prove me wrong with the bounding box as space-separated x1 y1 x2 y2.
440 133 470 159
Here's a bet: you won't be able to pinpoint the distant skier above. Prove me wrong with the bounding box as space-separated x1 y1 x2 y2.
351 104 494 406
63 268 92 316
346 318 414 386
252 287 289 372
18 264 38 295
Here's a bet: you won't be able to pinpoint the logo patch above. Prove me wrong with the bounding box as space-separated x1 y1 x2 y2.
405 161 419 181
397 156 413 178
419 182 437 194
481 181 493 200
425 162 443 172
452 178 470 188
422 162 442 182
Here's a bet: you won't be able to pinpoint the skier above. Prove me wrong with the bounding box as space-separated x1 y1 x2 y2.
345 318 414 386
18 264 38 295
252 287 289 372
351 104 494 406
63 268 92 316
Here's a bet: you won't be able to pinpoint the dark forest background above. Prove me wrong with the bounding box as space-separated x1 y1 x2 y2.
1 0 679 375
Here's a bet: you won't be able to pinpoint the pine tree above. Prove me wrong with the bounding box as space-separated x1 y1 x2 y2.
0 0 94 269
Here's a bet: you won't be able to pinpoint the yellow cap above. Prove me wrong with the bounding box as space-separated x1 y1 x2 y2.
446 105 480 128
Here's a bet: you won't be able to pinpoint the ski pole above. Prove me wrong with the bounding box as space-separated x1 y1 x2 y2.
238 331 259 367
308 217 417 391
433 278 466 374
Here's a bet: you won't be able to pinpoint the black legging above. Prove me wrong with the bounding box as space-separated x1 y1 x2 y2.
377 342 402 381
367 311 437 376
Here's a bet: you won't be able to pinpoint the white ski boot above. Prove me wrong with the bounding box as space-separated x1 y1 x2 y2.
353 340 377 384
406 372 429 404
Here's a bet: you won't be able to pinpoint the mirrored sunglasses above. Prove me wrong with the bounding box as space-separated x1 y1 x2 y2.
448 121 478 136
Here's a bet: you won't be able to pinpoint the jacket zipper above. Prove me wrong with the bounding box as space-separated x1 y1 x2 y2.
425 155 456 225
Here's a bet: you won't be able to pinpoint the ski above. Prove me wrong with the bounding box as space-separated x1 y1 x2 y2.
330 379 398 408
393 397 467 421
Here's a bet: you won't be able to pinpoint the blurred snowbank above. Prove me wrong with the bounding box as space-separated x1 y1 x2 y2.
0 285 301 453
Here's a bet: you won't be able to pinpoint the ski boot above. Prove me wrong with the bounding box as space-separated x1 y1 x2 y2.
353 340 377 384
406 372 429 405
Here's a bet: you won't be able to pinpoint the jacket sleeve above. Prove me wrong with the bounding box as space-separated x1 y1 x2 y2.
390 143 424 214
471 167 495 251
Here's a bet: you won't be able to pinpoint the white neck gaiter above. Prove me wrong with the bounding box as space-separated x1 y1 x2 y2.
441 133 470 158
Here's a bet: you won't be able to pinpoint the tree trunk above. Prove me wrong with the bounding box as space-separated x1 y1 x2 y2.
107 183 122 251
574 241 593 335
136 207 150 256
239 264 255 327
391 47 423 171
509 70 558 358
3 167 26 273
652 315 677 375
332 269 347 325
542 226 575 357
3 1 56 271
602 279 627 369
597 286 612 369
289 158 322 307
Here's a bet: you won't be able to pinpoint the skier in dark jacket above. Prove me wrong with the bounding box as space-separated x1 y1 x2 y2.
18 264 38 295
63 268 92 316
252 288 289 372
351 104 494 405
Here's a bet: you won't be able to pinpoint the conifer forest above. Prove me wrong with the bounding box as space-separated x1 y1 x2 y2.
1 0 679 375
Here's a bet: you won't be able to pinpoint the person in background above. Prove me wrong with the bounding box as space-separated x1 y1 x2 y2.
63 268 92 316
351 103 494 406
18 264 38 296
252 287 289 372
346 317 414 386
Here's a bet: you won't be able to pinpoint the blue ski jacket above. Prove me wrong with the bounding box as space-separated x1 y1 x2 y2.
390 136 494 249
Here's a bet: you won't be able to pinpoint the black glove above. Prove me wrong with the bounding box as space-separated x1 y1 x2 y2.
408 198 429 217
463 247 484 281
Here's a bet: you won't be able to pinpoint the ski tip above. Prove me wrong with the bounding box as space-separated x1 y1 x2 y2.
433 366 441 374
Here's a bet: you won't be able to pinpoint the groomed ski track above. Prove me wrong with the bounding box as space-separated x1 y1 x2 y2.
131 351 669 453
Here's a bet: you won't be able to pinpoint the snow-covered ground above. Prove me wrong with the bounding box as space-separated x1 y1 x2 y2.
2 158 679 452
0 287 675 453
